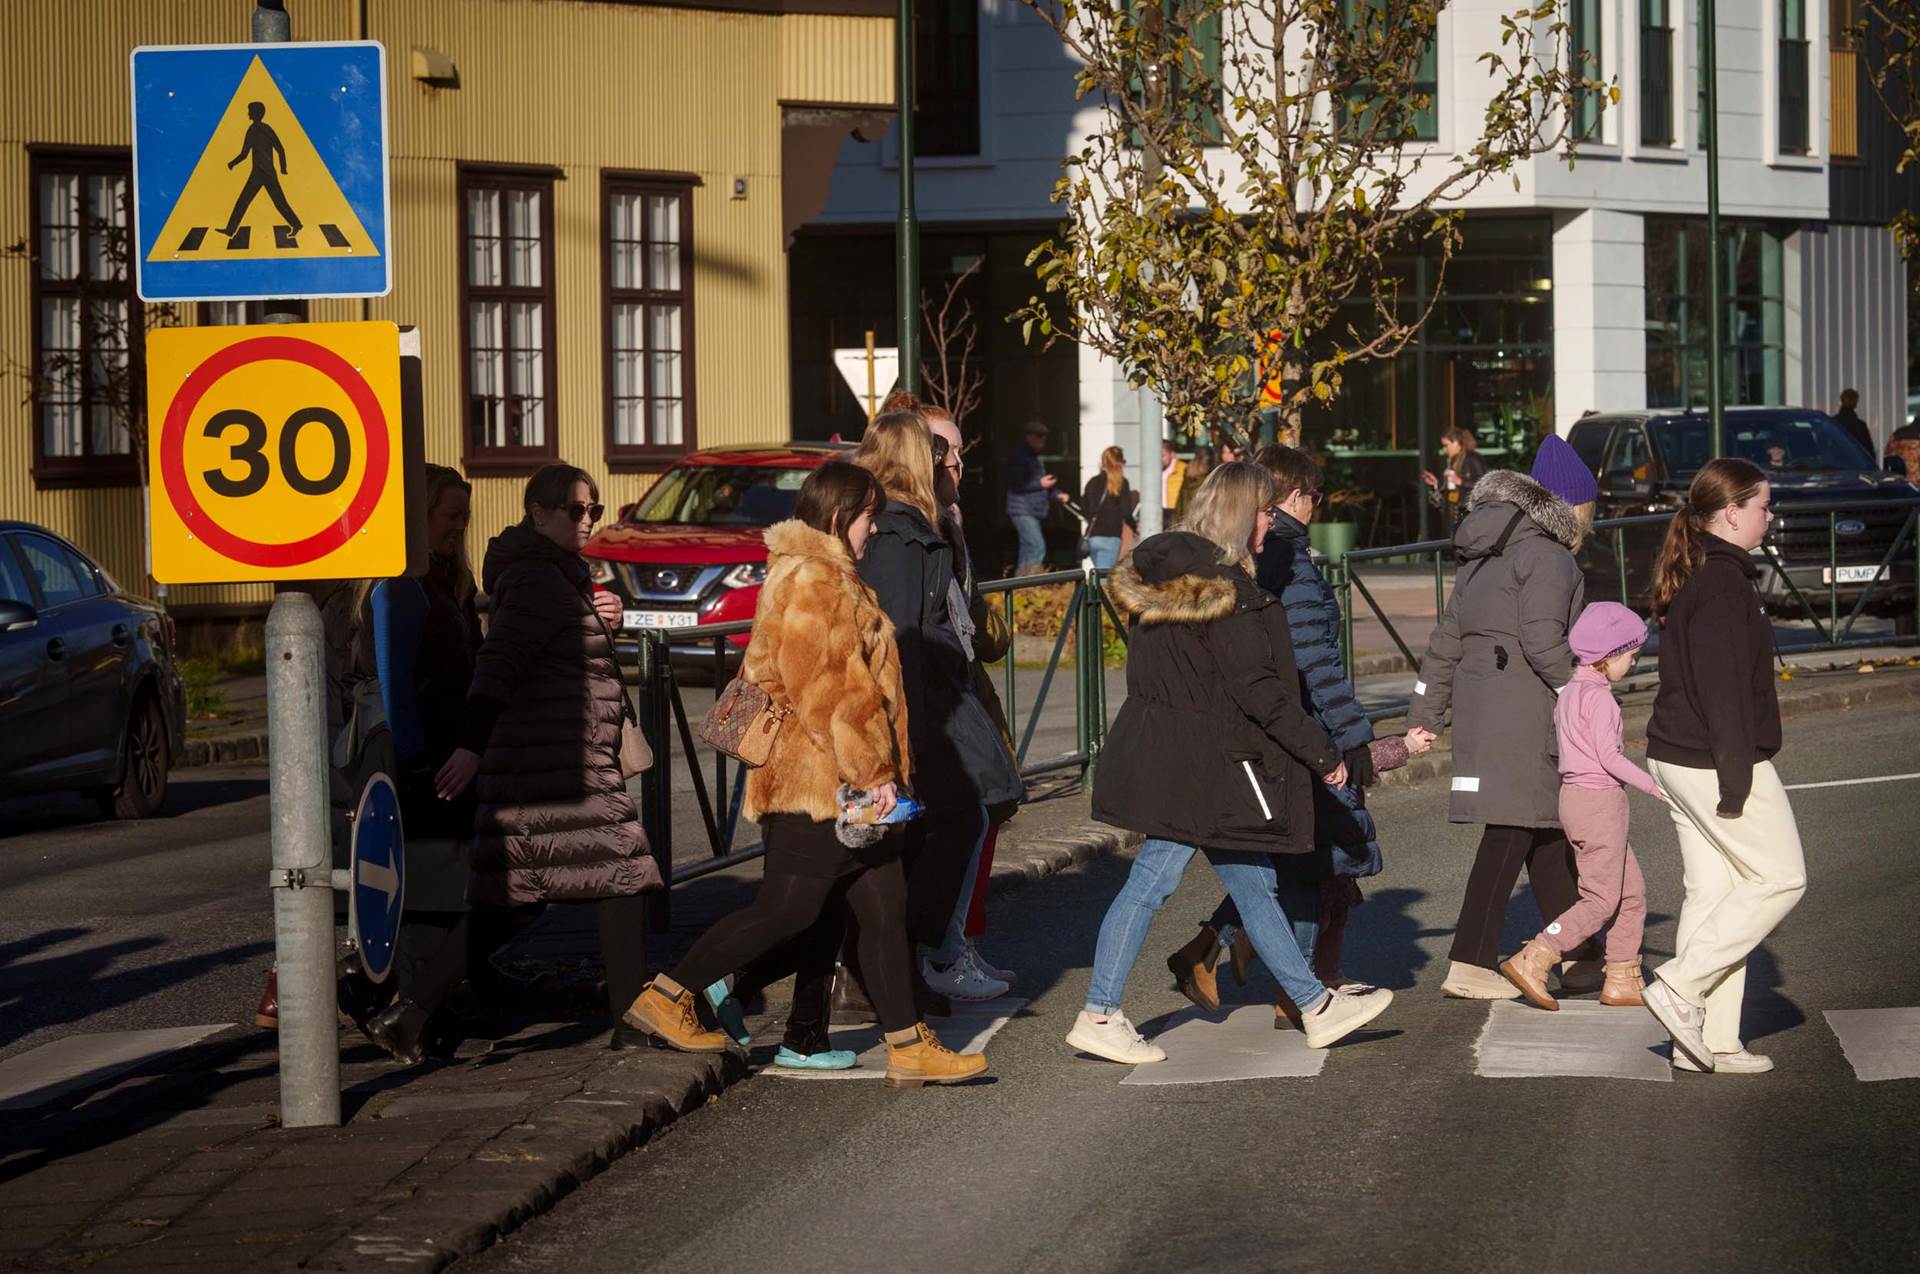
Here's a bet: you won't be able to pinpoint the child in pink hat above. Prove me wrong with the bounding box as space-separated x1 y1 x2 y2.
1502 601 1668 1010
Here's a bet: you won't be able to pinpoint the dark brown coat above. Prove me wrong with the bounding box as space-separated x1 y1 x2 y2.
465 524 659 905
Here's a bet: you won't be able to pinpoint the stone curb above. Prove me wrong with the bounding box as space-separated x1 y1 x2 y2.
181 732 268 767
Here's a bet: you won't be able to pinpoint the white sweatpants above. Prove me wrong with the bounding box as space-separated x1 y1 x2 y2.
1647 757 1807 1053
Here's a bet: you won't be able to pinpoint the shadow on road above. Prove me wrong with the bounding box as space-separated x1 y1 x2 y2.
0 930 269 1051
0 772 269 842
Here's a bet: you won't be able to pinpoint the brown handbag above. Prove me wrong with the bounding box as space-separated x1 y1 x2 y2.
616 690 653 779
696 676 791 767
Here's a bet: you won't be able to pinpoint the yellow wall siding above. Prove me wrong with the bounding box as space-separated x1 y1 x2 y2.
1 0 891 614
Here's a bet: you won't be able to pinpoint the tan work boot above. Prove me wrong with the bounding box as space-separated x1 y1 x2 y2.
1599 958 1647 1007
1500 939 1561 1011
1166 925 1223 1013
884 1022 989 1088
622 982 731 1053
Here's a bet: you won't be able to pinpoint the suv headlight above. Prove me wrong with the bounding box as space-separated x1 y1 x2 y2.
588 557 616 586
720 563 768 589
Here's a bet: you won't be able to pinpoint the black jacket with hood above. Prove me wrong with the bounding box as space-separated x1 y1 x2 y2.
1093 532 1340 855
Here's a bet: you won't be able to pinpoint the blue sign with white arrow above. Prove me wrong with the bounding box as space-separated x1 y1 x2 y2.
349 772 406 985
130 41 391 301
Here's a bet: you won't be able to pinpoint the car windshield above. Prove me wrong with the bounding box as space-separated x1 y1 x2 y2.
626 464 811 526
1651 415 1875 475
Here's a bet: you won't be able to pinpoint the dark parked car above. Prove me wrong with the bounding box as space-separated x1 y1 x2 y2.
1567 407 1918 627
0 523 186 818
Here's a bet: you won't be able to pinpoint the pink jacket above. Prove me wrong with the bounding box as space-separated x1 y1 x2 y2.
1555 667 1660 796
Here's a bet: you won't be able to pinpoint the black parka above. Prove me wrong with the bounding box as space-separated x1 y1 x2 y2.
1093 532 1340 854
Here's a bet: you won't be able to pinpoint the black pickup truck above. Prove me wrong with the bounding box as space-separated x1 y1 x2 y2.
1566 407 1917 630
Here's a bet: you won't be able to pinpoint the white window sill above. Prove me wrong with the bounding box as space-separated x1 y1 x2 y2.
1768 153 1824 171
1626 144 1689 164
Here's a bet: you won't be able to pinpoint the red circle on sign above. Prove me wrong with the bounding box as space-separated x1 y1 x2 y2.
159 335 390 569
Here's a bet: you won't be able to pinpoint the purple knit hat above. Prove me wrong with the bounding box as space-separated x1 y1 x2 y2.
1531 434 1599 506
1569 601 1649 663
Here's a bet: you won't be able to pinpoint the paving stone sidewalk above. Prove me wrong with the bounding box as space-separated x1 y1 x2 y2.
0 793 1130 1274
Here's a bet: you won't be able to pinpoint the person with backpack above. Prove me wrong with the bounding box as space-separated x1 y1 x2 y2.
1408 436 1606 1001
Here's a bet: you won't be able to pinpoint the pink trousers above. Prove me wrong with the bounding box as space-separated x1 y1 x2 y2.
1538 785 1646 963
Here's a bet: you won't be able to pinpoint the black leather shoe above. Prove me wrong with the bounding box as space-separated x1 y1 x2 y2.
364 1002 430 1066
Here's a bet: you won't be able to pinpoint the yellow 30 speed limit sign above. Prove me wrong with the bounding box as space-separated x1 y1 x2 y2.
147 321 405 584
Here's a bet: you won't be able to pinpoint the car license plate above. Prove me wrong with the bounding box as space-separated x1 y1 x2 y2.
1822 565 1887 585
624 609 699 630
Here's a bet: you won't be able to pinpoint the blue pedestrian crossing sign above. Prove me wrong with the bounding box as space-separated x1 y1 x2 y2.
130 41 390 302
349 773 407 985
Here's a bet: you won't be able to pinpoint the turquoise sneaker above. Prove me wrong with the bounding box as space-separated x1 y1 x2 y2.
703 980 752 1047
773 1045 858 1071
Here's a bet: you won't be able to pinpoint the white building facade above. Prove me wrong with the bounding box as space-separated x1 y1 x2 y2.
793 0 1910 554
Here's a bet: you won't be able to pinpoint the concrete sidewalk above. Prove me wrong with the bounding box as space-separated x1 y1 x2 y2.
0 786 1129 1274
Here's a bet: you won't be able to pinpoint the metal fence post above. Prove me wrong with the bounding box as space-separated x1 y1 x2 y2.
264 591 340 1128
637 634 673 928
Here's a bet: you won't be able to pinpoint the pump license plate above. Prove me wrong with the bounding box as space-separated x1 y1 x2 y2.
624 610 699 630
1822 565 1887 585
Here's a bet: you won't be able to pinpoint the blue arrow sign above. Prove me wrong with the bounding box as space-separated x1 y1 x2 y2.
130 41 390 301
349 772 406 985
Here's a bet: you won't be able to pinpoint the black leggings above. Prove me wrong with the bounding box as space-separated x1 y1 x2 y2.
406 894 650 1022
671 826 917 1034
1449 824 1597 969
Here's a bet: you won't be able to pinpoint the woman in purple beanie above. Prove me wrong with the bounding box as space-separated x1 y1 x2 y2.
1408 434 1606 1000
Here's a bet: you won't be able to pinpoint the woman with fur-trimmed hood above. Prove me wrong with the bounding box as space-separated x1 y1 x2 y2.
1408 435 1606 1000
625 462 988 1087
1067 462 1397 1067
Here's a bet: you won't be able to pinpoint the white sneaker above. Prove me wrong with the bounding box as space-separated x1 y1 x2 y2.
1066 1010 1166 1064
965 942 1018 987
921 955 1008 1003
1302 986 1394 1049
1441 960 1522 1000
1644 978 1714 1072
1672 1046 1774 1074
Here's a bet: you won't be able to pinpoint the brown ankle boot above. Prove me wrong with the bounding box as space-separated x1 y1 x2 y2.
1500 939 1560 1011
622 982 731 1053
254 968 279 1030
1599 958 1646 1006
1274 990 1302 1031
884 1023 989 1088
1166 926 1222 1012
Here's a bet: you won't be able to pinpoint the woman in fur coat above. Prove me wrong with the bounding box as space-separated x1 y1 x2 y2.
625 462 987 1088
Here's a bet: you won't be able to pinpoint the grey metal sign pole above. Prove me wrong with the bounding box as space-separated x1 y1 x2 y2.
252 0 341 1129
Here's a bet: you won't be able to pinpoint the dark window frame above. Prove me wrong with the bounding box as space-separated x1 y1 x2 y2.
1335 0 1440 144
914 0 983 158
27 146 142 491
601 172 699 473
1571 0 1605 140
1640 0 1675 145
457 164 561 475
1777 0 1811 154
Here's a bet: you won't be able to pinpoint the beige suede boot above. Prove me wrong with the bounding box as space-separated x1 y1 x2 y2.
1500 939 1561 1011
1599 958 1647 1007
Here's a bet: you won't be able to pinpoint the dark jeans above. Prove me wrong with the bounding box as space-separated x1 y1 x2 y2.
1449 824 1599 970
407 895 650 1022
904 805 990 950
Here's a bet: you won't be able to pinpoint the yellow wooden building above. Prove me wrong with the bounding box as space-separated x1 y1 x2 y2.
0 0 894 627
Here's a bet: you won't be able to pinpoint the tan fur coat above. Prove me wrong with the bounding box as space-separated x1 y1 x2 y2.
741 520 912 822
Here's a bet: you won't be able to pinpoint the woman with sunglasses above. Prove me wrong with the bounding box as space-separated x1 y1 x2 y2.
400 464 658 1057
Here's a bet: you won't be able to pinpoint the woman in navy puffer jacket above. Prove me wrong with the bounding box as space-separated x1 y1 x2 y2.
1165 446 1396 1023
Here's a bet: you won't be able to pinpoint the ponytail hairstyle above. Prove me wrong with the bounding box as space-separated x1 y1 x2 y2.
1101 445 1127 497
852 408 940 527
1651 457 1768 622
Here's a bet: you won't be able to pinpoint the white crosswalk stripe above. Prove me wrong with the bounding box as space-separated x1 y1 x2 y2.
0 1024 235 1111
758 998 1025 1081
1823 1008 1920 1082
1119 1004 1324 1085
1473 1000 1674 1082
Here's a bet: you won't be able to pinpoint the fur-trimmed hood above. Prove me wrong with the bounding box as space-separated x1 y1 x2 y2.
1106 531 1244 626
764 517 857 572
1463 468 1585 551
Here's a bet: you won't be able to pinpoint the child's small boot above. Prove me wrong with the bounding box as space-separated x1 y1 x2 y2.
1500 939 1561 1011
1599 958 1647 1007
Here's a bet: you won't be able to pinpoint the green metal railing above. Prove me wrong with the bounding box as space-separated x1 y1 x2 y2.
1328 494 1920 722
626 568 1117 918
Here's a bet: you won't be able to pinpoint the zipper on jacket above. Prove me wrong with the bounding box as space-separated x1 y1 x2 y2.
1241 760 1273 821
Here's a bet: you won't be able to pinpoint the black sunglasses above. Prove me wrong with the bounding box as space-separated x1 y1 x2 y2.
930 436 950 462
554 501 604 524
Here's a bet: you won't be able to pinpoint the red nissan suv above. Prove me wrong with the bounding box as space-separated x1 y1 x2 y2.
583 443 849 666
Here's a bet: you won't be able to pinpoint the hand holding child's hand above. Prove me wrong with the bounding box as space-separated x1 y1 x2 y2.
1404 729 1433 756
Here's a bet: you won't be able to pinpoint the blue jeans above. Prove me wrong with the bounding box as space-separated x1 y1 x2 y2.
1210 890 1320 966
1084 838 1330 1016
1086 536 1123 570
1010 514 1046 572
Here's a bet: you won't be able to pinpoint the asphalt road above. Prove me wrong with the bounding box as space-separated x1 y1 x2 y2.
464 697 1920 1274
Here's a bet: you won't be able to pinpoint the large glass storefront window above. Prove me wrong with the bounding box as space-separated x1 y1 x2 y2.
1645 217 1788 410
1299 215 1555 543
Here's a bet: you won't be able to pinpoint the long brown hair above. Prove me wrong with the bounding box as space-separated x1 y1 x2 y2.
852 408 940 526
1101 445 1126 496
793 461 885 557
1441 425 1478 453
1651 457 1768 622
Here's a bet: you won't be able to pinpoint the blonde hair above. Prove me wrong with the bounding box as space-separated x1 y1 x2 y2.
1569 500 1596 553
1101 445 1126 497
853 409 940 527
1179 460 1275 572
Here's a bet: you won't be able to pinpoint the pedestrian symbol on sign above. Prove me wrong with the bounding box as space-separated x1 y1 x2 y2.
222 100 302 245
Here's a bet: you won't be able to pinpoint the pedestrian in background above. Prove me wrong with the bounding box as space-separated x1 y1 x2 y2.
627 462 987 1086
1502 602 1666 1012
1409 435 1603 1001
1005 422 1065 575
1167 445 1431 1027
1072 461 1394 1065
858 410 1025 1007
384 464 657 1063
1422 426 1486 530
1641 458 1805 1075
1832 388 1874 460
1174 444 1214 523
1081 445 1140 570
1161 439 1186 525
